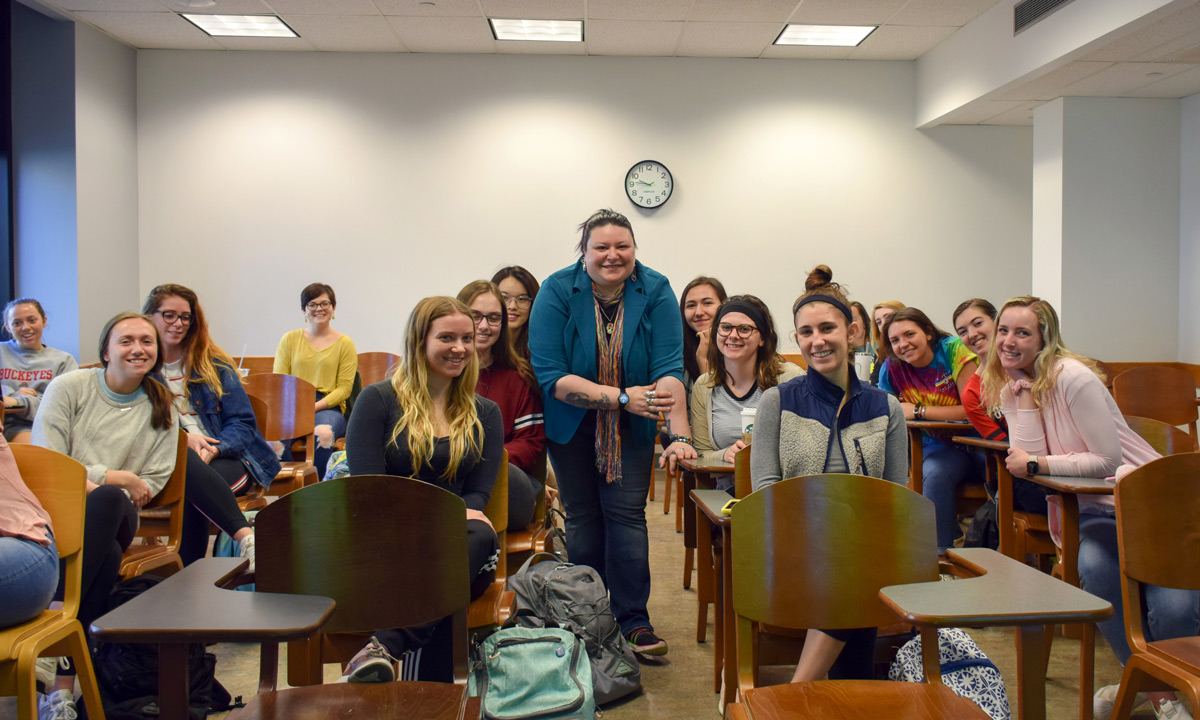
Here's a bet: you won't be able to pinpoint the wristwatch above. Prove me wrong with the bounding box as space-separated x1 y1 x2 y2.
617 389 630 409
1026 455 1039 477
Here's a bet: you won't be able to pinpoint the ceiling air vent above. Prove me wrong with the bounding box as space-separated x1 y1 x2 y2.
1014 0 1076 34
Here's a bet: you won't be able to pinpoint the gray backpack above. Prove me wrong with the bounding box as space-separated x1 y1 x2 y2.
507 553 642 705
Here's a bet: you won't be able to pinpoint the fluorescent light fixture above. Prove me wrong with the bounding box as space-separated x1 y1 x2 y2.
489 18 583 42
774 24 876 47
182 14 298 38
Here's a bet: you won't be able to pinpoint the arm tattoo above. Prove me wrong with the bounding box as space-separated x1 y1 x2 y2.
565 392 612 410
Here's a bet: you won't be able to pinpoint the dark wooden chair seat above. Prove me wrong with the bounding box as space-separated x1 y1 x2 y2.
744 678 989 719
234 680 469 720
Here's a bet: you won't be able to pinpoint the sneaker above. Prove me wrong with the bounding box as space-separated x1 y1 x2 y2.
626 628 668 656
238 533 256 574
38 689 77 720
1094 683 1148 720
338 636 396 684
1156 699 1194 720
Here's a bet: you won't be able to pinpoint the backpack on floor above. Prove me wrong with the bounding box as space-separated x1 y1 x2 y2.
507 553 641 705
963 498 1001 550
469 621 595 720
888 627 1011 720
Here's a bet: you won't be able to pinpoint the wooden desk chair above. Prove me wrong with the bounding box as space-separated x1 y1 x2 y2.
249 475 471 698
906 424 988 523
0 445 104 720
696 447 751 645
356 352 399 387
505 452 553 569
468 451 515 633
120 429 189 579
1124 415 1198 456
779 352 808 371
1113 366 1199 438
244 373 319 495
731 474 992 719
1110 452 1200 719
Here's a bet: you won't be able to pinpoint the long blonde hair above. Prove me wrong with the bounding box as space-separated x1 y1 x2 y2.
390 296 483 481
981 296 1104 412
871 300 905 362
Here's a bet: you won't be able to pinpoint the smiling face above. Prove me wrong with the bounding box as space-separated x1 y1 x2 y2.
888 319 935 368
424 312 475 383
497 277 531 330
716 311 763 366
683 284 721 334
954 306 995 360
583 224 636 293
6 303 45 351
150 294 192 353
795 303 853 380
468 292 503 355
103 317 159 386
874 307 896 336
305 293 334 326
995 306 1044 373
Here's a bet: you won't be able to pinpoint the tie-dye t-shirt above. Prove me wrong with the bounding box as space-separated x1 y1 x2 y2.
878 336 977 407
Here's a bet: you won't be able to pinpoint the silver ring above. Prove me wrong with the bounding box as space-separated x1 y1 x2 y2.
645 390 656 400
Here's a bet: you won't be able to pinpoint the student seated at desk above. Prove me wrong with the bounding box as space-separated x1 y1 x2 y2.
981 296 1199 720
0 298 78 443
679 276 728 399
868 300 904 386
750 267 908 682
344 296 501 683
491 266 540 364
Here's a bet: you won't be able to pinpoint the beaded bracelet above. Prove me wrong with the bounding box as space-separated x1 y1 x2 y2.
669 434 695 447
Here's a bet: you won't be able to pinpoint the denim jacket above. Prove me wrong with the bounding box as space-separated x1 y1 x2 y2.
182 364 281 489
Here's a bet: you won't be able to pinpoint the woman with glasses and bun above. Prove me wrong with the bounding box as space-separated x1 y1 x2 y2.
274 282 357 478
491 266 540 362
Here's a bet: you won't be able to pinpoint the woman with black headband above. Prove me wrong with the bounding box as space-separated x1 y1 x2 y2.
690 295 803 470
751 265 908 683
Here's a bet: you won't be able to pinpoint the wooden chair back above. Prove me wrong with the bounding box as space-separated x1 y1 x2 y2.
356 352 399 387
248 394 269 437
10 445 87 616
141 429 189 512
779 352 808 371
1125 415 1198 456
484 450 509 580
122 429 190 578
1113 366 1199 436
1115 453 1200 594
733 445 752 499
231 356 276 377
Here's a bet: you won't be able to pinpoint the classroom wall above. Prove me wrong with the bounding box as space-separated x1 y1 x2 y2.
136 51 1033 357
1182 93 1200 364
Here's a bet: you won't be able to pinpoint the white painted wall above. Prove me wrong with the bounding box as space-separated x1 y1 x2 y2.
1182 93 1200 364
1032 98 1064 310
136 52 1033 357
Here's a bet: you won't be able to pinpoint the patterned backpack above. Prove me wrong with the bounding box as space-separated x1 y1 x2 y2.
888 627 1011 720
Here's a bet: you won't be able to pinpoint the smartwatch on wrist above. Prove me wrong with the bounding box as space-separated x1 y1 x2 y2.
617 389 630 410
1026 455 1039 477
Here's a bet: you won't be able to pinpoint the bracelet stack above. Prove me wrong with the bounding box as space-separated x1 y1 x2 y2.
913 404 927 420
669 434 695 447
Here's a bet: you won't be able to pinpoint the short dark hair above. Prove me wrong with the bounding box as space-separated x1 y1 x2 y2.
301 283 336 310
3 298 46 326
575 209 635 256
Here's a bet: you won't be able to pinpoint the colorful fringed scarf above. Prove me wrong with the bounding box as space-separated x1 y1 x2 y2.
594 284 625 483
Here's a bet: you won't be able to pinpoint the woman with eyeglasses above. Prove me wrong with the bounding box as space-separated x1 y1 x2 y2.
690 295 802 469
491 266 540 362
0 298 78 443
457 280 544 531
273 282 358 478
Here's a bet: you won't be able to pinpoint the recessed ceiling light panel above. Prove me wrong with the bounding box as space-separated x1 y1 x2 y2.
774 24 876 47
182 14 298 38
489 18 583 42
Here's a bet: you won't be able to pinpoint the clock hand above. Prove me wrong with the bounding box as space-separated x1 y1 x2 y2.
637 180 654 186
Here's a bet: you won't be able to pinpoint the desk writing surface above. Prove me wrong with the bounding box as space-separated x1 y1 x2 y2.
905 420 975 431
955 436 1008 452
693 488 732 526
1028 473 1114 495
679 457 734 475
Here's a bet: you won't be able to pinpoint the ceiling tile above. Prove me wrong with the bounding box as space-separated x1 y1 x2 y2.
994 61 1112 101
373 0 483 17
586 19 681 56
168 0 275 14
44 0 166 11
978 101 1041 126
265 0 381 15
688 0 798 24
1078 2 1200 62
587 0 692 22
760 43 853 59
677 21 781 57
387 15 497 52
847 23 955 60
1125 64 1200 97
937 99 1029 125
214 35 317 49
73 10 224 48
788 0 908 26
886 0 999 27
1145 29 1200 62
1059 61 1194 96
282 14 406 51
481 0 585 20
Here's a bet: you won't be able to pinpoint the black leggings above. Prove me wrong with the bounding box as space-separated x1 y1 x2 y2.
507 463 541 532
180 450 253 566
823 627 879 680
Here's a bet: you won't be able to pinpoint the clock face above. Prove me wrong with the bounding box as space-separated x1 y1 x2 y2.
625 160 673 209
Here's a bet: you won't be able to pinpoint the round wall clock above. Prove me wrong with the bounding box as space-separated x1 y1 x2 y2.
625 160 673 209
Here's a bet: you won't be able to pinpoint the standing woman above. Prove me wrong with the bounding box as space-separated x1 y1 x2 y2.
492 266 540 362
751 266 907 681
679 276 728 398
144 284 280 565
345 296 502 682
878 307 983 550
869 300 904 386
981 297 1198 720
457 280 544 531
274 282 357 478
529 209 696 656
0 299 78 443
691 294 803 467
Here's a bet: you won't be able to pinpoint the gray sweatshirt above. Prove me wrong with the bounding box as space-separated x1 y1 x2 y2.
0 340 78 425
32 368 178 496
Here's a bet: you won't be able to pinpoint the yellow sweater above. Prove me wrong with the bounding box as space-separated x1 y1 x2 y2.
273 329 358 413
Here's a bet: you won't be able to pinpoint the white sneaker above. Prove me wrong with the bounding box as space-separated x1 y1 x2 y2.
1156 698 1194 720
238 533 256 574
38 689 77 720
338 636 396 684
1094 683 1148 720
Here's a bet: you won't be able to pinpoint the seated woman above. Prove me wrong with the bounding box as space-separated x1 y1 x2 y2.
691 294 802 474
878 307 984 550
344 296 502 683
492 266 540 363
848 301 874 383
679 276 728 398
457 281 545 531
868 300 904 386
31 313 182 718
0 299 78 443
751 265 907 681
274 282 357 478
981 297 1198 720
144 284 281 565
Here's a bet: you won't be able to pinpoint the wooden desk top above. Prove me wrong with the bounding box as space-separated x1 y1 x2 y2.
91 557 335 644
880 548 1112 627
1028 473 1114 496
905 420 975 431
692 488 733 526
954 436 1008 452
679 458 735 475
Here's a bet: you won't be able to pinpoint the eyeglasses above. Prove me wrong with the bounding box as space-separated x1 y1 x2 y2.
155 310 193 326
471 312 503 327
716 323 758 339
306 301 332 311
501 293 532 309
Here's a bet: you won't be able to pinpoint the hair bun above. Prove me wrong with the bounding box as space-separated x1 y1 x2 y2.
805 265 833 292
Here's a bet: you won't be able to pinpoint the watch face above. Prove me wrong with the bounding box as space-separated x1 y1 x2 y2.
625 160 673 209
619 392 630 406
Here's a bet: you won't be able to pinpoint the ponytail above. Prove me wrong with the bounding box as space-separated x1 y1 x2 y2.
97 311 175 432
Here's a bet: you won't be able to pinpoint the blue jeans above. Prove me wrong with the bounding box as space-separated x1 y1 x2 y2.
1078 513 1200 665
547 416 654 636
284 392 347 479
922 436 986 550
0 532 58 628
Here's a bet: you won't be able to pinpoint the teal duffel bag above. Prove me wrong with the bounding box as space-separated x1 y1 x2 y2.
469 624 595 720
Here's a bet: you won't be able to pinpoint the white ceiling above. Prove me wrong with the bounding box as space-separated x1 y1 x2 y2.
31 0 1200 125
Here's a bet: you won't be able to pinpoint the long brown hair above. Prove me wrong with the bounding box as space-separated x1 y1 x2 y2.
880 307 951 368
143 284 239 399
98 312 174 431
457 280 536 389
490 266 540 360
706 294 786 392
680 276 728 381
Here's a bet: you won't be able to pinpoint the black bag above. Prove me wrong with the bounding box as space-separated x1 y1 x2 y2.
94 576 233 719
964 499 1000 550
